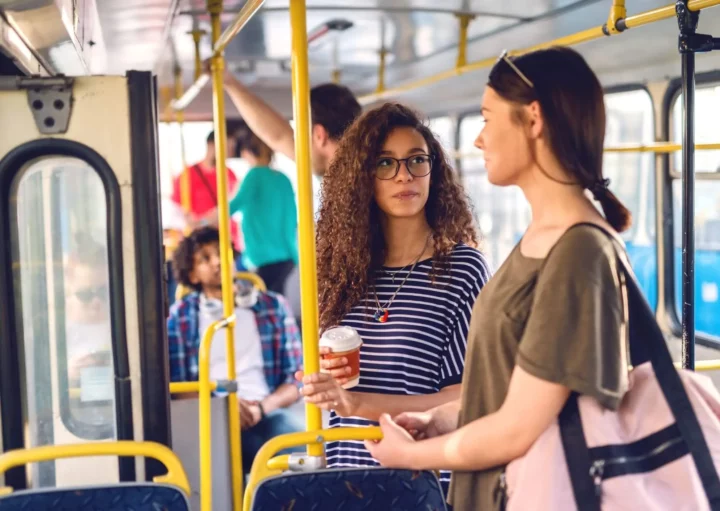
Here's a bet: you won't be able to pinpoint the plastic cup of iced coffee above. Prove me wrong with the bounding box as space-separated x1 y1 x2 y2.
319 326 363 389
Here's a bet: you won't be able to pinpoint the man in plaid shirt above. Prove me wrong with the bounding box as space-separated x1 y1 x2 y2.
168 227 303 473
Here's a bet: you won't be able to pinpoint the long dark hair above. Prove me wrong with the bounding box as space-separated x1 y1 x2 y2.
316 103 477 331
488 46 632 232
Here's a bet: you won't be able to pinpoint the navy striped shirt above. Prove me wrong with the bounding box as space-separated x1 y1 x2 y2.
327 243 492 493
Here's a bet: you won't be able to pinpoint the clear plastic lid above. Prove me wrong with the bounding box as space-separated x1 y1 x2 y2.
319 325 363 352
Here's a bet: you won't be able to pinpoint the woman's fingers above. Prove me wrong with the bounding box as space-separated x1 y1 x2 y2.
328 367 352 379
320 357 349 370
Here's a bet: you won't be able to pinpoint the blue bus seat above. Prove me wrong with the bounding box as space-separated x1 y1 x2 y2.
250 467 447 511
0 483 190 510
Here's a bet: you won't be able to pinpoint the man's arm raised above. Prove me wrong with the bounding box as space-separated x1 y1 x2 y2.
222 68 296 161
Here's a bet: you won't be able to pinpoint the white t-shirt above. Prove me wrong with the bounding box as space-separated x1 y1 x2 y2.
198 294 270 401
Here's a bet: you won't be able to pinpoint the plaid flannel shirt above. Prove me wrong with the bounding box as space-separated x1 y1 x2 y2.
167 291 302 391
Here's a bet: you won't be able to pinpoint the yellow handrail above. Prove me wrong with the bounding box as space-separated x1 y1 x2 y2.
0 441 191 496
174 66 192 220
243 427 383 511
603 142 720 153
454 142 720 160
172 0 265 111
236 271 267 292
358 0 720 104
289 0 323 454
169 381 219 394
198 315 237 511
206 0 244 508
678 360 720 371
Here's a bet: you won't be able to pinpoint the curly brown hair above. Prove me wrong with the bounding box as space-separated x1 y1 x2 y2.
316 102 478 331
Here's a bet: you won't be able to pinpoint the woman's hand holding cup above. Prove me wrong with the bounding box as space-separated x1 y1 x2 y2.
319 346 353 386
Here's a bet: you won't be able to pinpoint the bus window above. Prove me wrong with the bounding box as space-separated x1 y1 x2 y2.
458 114 529 269
604 89 657 310
671 83 720 338
672 84 720 174
428 116 455 157
10 156 117 466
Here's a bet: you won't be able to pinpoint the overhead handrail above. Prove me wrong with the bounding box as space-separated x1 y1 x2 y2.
0 441 191 496
454 142 720 160
358 0 720 105
172 0 265 111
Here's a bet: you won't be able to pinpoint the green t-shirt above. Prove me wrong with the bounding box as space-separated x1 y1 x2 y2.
229 166 298 268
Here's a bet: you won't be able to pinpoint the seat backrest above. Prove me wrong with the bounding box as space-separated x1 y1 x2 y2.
251 468 447 511
0 483 190 510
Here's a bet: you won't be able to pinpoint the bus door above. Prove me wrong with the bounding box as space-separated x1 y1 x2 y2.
0 73 169 491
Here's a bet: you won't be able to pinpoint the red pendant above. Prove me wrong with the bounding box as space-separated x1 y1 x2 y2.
374 309 389 323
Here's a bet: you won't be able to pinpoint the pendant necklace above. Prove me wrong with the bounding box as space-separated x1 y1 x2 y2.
373 235 431 323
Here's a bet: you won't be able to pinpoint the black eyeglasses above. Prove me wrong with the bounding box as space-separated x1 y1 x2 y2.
375 154 434 180
498 49 534 88
74 285 108 303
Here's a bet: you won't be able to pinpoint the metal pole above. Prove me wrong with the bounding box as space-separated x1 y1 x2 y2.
207 0 244 508
289 0 324 456
677 0 699 370
680 51 695 369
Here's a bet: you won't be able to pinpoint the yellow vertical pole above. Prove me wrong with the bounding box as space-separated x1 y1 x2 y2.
173 66 191 222
190 29 206 80
455 14 474 69
207 0 244 509
376 49 387 93
289 0 323 455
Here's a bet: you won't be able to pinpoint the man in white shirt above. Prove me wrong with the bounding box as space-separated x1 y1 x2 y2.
167 227 303 473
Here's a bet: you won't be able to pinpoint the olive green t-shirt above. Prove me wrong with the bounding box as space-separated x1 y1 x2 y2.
449 225 628 511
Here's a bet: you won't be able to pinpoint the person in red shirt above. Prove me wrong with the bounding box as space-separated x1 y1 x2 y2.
171 129 244 263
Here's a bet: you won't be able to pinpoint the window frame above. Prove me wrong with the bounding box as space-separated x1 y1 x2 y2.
663 70 720 347
0 140 133 470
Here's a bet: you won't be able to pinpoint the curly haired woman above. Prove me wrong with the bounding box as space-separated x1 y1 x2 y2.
296 103 491 493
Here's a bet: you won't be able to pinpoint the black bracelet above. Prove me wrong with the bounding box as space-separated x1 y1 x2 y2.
257 402 266 419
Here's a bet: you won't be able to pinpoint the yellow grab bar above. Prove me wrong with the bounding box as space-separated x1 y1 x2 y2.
454 142 720 160
358 0 720 104
198 314 238 511
236 271 267 292
678 359 720 371
173 65 192 220
0 441 190 496
243 427 383 511
172 0 265 111
289 0 323 454
169 381 219 394
604 142 720 153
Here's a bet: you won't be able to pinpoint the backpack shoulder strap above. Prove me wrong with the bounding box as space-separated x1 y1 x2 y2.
190 164 218 205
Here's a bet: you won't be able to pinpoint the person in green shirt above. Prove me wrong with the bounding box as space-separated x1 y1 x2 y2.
229 124 298 296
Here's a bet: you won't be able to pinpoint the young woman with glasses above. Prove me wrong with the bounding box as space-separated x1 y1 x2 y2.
297 102 491 494
365 47 632 511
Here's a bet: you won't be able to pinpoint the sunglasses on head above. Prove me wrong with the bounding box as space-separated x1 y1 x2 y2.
74 285 108 303
498 49 534 88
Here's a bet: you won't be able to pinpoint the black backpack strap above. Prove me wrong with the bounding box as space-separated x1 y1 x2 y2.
190 164 218 205
559 393 602 511
558 223 720 509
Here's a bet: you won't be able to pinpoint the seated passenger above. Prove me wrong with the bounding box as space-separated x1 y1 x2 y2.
167 226 303 473
229 123 298 295
365 48 632 511
298 103 492 494
64 238 115 426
